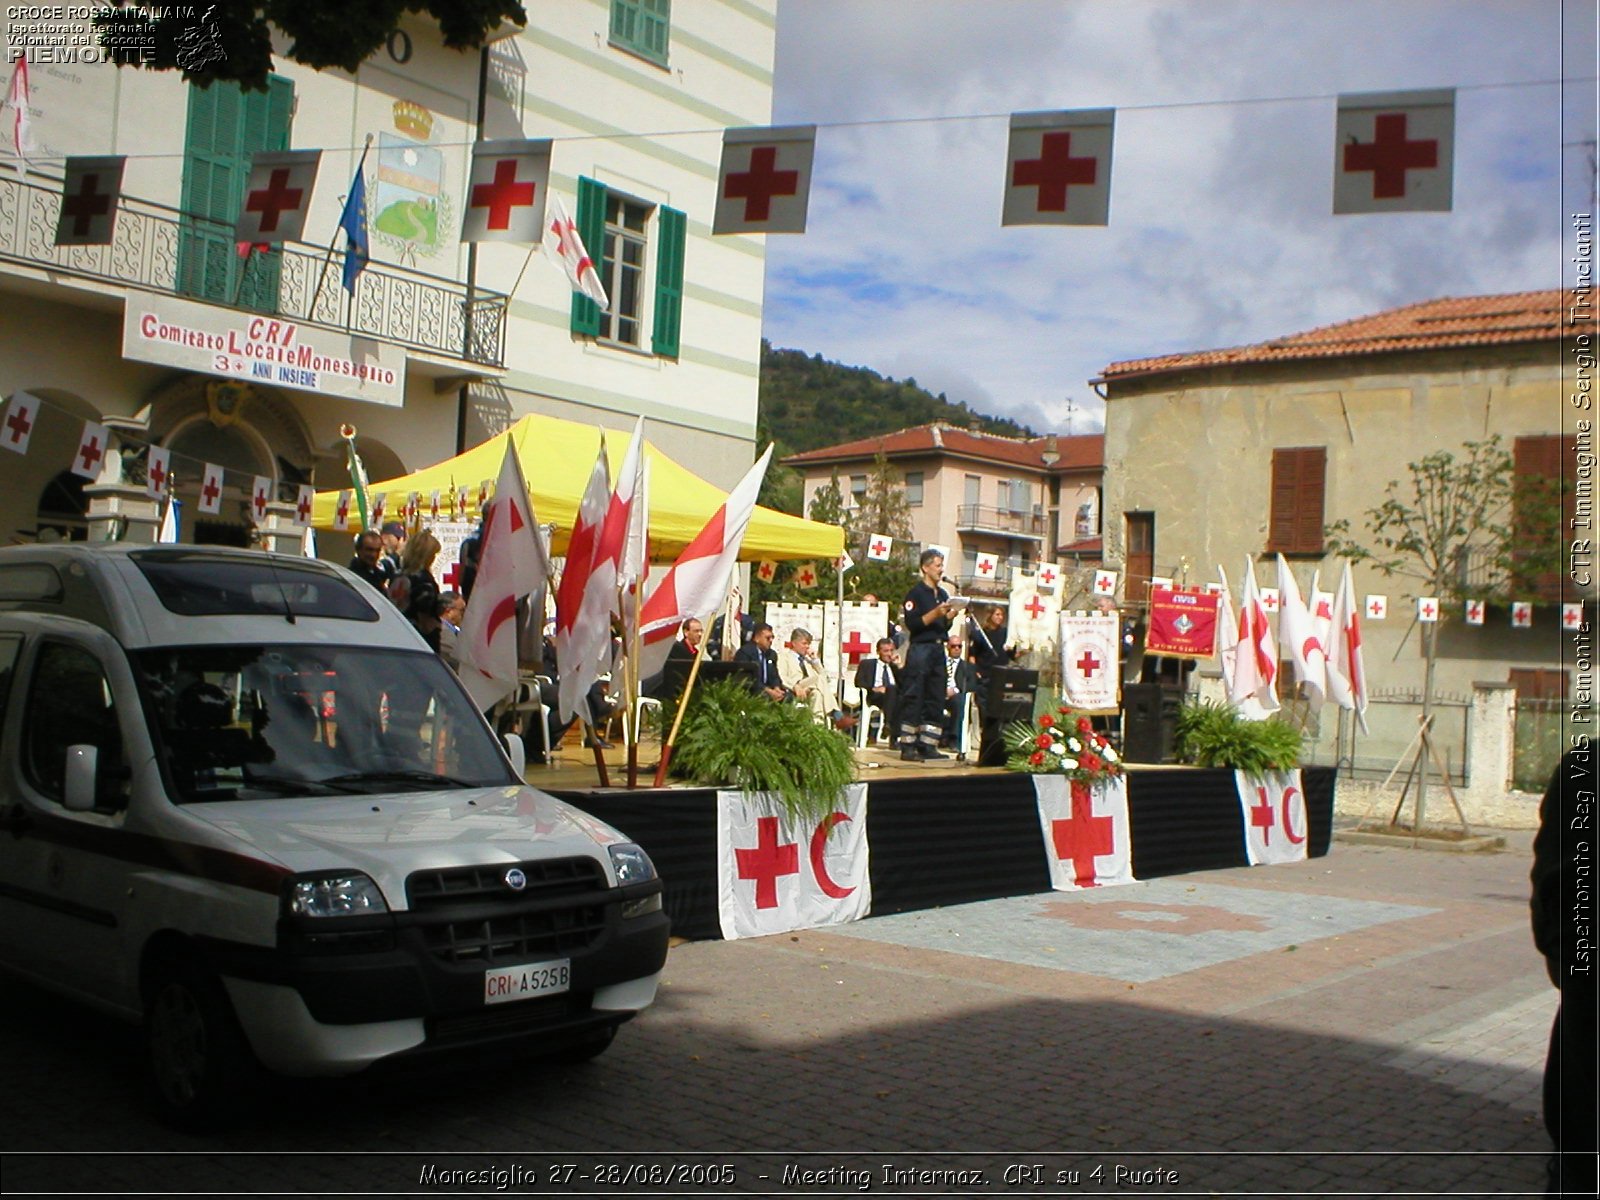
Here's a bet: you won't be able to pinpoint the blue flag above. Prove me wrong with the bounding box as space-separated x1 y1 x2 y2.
339 148 370 295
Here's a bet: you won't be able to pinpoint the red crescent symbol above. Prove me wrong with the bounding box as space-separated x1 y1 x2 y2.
1302 636 1325 664
1281 786 1305 845
484 595 517 646
809 811 854 899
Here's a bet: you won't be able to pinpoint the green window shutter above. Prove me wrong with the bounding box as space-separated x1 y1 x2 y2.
236 75 293 311
639 0 671 62
570 175 607 337
651 204 685 359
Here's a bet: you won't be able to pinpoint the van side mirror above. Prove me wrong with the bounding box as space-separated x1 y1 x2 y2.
503 733 526 780
64 744 98 812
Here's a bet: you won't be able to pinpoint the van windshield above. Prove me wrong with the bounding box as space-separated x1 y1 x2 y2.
132 644 517 803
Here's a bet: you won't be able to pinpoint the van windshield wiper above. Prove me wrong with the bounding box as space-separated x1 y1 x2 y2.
235 773 356 797
318 769 477 791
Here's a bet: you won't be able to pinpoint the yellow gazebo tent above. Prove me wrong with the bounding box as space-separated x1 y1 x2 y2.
313 412 841 561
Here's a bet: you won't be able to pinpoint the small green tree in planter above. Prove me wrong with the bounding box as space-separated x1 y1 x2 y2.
1174 700 1304 773
669 678 857 825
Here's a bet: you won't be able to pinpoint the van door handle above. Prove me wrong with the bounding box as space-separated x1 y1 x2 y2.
0 806 33 836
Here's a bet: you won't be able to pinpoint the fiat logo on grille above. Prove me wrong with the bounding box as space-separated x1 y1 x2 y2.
504 867 528 891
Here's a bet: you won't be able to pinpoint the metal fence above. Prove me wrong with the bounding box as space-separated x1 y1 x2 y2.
1513 697 1568 793
1300 688 1470 786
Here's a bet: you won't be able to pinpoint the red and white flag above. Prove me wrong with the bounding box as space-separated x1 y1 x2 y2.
429 490 441 522
458 442 551 714
716 785 871 940
1226 557 1279 717
6 55 32 169
1277 554 1326 709
974 551 1000 582
55 156 126 246
1309 574 1335 650
866 533 892 562
292 484 314 528
1216 564 1241 681
1563 603 1585 630
1092 568 1118 598
250 475 272 525
145 444 172 499
755 559 777 583
1237 769 1309 866
1034 774 1134 890
554 434 614 724
71 420 110 481
1512 601 1533 628
713 124 816 235
1037 562 1060 591
234 150 321 243
793 562 819 590
1334 88 1454 214
1002 107 1115 226
462 138 550 244
1059 611 1119 711
543 192 608 306
198 462 226 515
1465 598 1485 626
1417 596 1440 623
333 490 352 531
615 419 650 592
370 492 386 527
1326 561 1369 733
1365 594 1388 621
1 391 39 455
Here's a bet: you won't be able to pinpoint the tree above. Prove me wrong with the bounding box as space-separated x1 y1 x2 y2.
95 2 527 90
843 452 917 602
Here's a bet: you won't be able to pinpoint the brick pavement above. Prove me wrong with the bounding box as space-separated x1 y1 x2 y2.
0 833 1560 1196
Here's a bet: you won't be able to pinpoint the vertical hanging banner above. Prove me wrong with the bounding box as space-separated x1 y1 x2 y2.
1009 577 1061 655
866 533 893 561
1 392 39 455
713 125 816 235
1033 774 1135 890
198 462 226 515
293 484 315 528
71 420 110 480
1145 586 1221 658
1333 88 1454 214
55 155 126 246
1092 568 1119 597
145 445 171 498
1059 610 1120 710
249 476 272 525
333 490 352 531
234 150 322 243
716 785 871 940
1002 108 1115 226
1236 769 1309 866
460 139 552 243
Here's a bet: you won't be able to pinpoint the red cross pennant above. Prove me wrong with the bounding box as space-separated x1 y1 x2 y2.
723 146 797 222
371 493 387 524
1094 572 1117 595
713 125 815 235
251 477 271 522
246 169 302 233
1512 603 1532 628
146 449 169 496
1023 594 1047 619
1012 130 1097 211
1565 604 1585 629
1075 649 1102 678
1418 598 1437 620
735 816 799 910
1333 91 1454 214
840 630 874 665
295 486 314 526
472 159 535 230
1051 780 1116 888
335 492 351 528
796 564 817 589
1366 596 1387 619
1039 565 1058 587
72 421 108 480
61 171 112 236
756 560 777 582
1343 112 1437 199
1003 109 1114 227
54 155 127 247
1260 589 1280 613
977 557 995 575
200 467 223 513
870 537 890 557
1465 600 1483 624
462 139 551 243
234 150 321 242
2 397 36 454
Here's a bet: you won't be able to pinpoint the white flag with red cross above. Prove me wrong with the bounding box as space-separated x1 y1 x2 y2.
406 492 420 524
71 420 110 480
234 150 322 243
755 560 777 583
370 492 387 527
1563 603 1585 630
1464 598 1485 626
713 124 816 235
974 552 1000 582
430 490 441 522
198 462 225 515
55 155 126 246
1417 596 1440 623
333 490 352 531
461 139 551 244
2 391 39 455
716 785 871 940
1259 587 1280 615
1333 89 1454 215
793 561 819 590
1092 568 1119 598
1036 561 1061 591
293 484 315 528
1512 601 1533 628
1059 611 1119 711
1237 769 1309 866
1002 108 1115 226
1009 579 1061 650
1226 556 1279 718
1034 774 1134 890
457 485 470 516
1327 562 1369 734
146 445 172 499
249 476 272 525
866 533 893 561
543 193 609 307
1365 594 1388 621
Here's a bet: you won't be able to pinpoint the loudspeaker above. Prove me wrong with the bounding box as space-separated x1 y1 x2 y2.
984 667 1039 723
1122 682 1180 764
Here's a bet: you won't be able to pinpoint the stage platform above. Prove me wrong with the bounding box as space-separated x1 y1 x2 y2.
524 737 1336 942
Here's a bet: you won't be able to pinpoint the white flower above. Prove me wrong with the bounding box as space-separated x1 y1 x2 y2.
1067 737 1081 752
1059 757 1078 771
1048 742 1066 756
1102 745 1119 763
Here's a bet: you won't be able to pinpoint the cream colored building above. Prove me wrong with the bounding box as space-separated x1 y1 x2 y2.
1 1 774 548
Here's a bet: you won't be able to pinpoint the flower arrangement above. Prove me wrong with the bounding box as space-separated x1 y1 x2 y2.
1003 707 1123 785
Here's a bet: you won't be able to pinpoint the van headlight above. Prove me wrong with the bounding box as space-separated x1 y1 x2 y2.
608 843 657 886
285 873 389 918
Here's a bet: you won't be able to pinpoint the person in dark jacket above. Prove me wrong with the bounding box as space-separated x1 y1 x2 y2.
897 549 961 761
734 623 787 701
855 637 899 732
347 529 392 591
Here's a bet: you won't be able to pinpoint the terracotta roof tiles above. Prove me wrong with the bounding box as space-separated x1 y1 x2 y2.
782 424 1103 472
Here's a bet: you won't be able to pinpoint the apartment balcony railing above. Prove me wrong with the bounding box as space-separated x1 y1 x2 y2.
0 172 506 368
955 504 1046 539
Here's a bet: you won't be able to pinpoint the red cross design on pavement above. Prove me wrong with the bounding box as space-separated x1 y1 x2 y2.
1076 649 1102 678
1420 600 1436 619
147 455 167 493
201 474 221 509
1251 785 1277 846
1024 594 1047 619
724 146 799 222
1343 112 1438 199
77 435 103 474
1051 780 1115 888
62 171 112 237
296 490 313 523
1012 131 1097 212
735 816 799 909
840 630 873 665
471 159 537 231
1368 599 1384 617
977 558 994 575
5 404 33 444
244 168 304 234
442 561 463 588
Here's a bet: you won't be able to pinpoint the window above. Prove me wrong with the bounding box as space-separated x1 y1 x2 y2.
609 0 671 67
24 642 126 807
1514 435 1572 602
570 176 686 359
1267 447 1327 556
849 475 867 506
1125 512 1154 604
964 475 981 505
905 471 924 506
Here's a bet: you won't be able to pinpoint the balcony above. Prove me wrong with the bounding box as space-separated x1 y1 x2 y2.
0 172 506 369
955 504 1046 540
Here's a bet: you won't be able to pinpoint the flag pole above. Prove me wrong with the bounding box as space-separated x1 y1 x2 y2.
626 569 645 789
654 567 739 787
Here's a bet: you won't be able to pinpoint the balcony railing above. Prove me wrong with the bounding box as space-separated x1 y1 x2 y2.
0 172 506 368
955 504 1046 539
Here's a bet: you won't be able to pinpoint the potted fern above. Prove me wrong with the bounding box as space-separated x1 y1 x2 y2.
1173 700 1303 773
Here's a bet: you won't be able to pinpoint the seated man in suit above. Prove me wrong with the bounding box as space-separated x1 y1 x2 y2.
940 635 976 748
734 622 788 702
776 627 851 729
854 637 900 732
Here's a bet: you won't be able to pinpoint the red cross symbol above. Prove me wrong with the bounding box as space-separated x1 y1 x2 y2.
479 482 490 509
1262 592 1279 612
1096 573 1114 592
442 561 463 588
1039 565 1058 586
147 455 167 493
77 435 103 474
1368 599 1383 617
977 558 994 575
5 403 34 444
1050 780 1115 888
1566 607 1583 628
296 490 313 523
870 538 889 556
372 496 386 523
1513 604 1531 625
471 159 537 231
724 146 799 222
1024 594 1047 619
1420 600 1436 619
252 485 269 520
244 168 305 234
201 473 222 509
757 562 775 582
1076 650 1102 678
1251 785 1277 846
1012 131 1097 212
735 816 798 909
1467 602 1483 622
62 171 113 236
1343 113 1438 199
336 494 350 524
840 630 873 665
430 493 440 520
797 567 816 588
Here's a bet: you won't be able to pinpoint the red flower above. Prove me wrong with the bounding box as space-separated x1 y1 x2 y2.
1038 714 1055 729
1080 752 1102 772
1076 717 1093 734
1029 751 1046 766
1057 705 1072 715
1035 733 1054 750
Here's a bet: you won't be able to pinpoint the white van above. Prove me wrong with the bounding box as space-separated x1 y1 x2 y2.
0 543 668 1127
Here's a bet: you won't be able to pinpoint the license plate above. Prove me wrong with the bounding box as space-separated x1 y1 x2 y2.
484 959 571 1005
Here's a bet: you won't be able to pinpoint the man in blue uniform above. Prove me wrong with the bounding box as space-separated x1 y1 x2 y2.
898 549 961 762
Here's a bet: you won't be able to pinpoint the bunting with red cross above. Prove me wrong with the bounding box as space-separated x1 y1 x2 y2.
713 124 816 235
716 784 871 940
1333 88 1454 214
55 155 125 247
461 138 552 244
71 419 110 480
250 475 272 526
1033 774 1134 891
233 150 322 244
974 551 1000 582
145 444 171 499
1236 769 1309 867
1058 611 1119 711
293 484 316 528
1002 108 1115 227
1 391 39 455
198 461 226 515
866 533 893 562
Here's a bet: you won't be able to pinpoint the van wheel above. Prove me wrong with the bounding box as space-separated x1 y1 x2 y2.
143 959 257 1130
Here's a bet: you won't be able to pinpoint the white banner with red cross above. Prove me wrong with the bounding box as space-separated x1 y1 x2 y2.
1009 574 1062 654
716 784 871 940
1235 769 1309 866
1333 88 1454 215
1033 774 1134 890
1058 611 1120 711
823 601 890 708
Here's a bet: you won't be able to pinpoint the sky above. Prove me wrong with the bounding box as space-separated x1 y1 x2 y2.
763 0 1598 436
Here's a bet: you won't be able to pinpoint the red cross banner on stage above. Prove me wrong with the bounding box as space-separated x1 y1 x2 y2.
71 419 110 480
1033 774 1134 891
826 600 890 708
1002 108 1114 226
867 533 892 562
2 391 39 455
716 785 871 940
974 552 999 581
1564 603 1585 630
1010 578 1061 652
1145 586 1221 659
333 489 352 531
1092 568 1119 598
1417 596 1439 623
1365 594 1388 620
1333 88 1454 214
250 475 272 525
233 150 322 243
293 484 315 528
198 461 225 515
1236 769 1309 866
145 444 171 499
713 124 816 235
461 138 552 244
1465 598 1485 626
1511 601 1533 628
1059 611 1119 711
54 155 126 246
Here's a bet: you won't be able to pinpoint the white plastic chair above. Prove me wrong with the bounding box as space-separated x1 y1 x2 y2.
506 673 554 765
630 694 663 747
856 703 888 749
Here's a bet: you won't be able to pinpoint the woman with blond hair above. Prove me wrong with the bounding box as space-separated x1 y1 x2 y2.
386 528 444 651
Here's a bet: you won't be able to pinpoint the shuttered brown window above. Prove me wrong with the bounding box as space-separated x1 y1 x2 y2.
1267 447 1326 556
1513 435 1569 603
